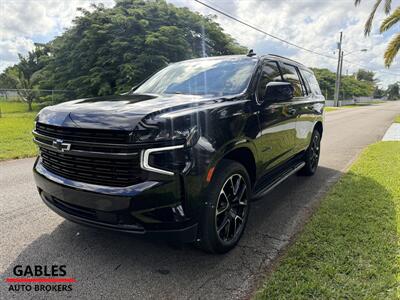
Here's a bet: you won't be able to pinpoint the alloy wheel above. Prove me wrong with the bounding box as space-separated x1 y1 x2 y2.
309 134 320 170
215 174 248 244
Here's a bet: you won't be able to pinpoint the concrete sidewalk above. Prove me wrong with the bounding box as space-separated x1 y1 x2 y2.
382 123 400 141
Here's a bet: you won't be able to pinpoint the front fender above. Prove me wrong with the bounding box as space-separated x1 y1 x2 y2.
181 99 259 218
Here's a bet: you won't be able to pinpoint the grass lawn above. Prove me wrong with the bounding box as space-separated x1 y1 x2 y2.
395 115 400 123
324 107 339 112
325 105 360 112
325 102 386 112
0 102 39 160
256 141 400 299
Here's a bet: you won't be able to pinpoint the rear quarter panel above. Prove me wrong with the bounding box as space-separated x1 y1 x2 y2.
292 97 324 152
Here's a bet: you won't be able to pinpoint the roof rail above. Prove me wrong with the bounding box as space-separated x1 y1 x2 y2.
267 54 306 66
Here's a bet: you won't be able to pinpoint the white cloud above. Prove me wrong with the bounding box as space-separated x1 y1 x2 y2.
0 0 399 86
0 0 115 39
0 0 114 70
0 36 35 71
173 0 400 86
0 37 34 61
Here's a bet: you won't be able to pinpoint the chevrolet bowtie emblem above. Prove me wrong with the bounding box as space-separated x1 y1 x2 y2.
52 139 71 152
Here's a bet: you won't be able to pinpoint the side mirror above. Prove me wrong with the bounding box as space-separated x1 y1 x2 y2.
263 81 294 102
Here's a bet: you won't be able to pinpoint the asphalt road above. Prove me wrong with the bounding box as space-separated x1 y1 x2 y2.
1 102 400 300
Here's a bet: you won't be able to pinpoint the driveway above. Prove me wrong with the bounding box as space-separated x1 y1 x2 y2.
1 102 400 299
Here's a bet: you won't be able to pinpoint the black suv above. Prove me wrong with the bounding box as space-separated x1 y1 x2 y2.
33 54 324 253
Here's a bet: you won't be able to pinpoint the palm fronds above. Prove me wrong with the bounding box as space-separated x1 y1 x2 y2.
384 33 400 67
380 7 400 32
364 0 384 35
355 0 393 35
356 0 398 67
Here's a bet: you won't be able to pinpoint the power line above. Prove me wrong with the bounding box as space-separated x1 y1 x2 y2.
194 0 400 77
194 0 336 60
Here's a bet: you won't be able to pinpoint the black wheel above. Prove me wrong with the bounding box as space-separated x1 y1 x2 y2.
200 159 250 253
299 129 321 176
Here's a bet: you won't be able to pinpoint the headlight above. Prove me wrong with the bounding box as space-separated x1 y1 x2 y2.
137 115 199 175
141 144 191 175
132 114 200 147
155 125 199 147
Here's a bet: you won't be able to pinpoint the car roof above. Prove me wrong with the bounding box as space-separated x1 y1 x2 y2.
173 54 312 73
261 54 310 71
176 55 257 63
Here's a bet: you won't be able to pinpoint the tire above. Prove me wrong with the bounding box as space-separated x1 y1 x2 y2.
199 159 251 254
299 129 321 176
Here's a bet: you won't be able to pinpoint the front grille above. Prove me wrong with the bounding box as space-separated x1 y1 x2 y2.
36 123 130 144
35 122 143 187
40 148 141 187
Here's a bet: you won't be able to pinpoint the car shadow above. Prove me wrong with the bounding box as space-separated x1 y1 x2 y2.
2 166 396 300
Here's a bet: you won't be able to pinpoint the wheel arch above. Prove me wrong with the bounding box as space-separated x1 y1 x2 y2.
220 146 257 187
314 121 323 137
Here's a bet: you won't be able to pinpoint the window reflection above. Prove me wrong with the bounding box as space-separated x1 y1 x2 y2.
257 61 282 102
280 64 303 97
135 57 257 97
302 70 322 95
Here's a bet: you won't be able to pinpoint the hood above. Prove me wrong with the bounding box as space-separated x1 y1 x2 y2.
36 93 222 131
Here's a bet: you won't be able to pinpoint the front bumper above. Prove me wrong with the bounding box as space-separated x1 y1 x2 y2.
33 158 199 242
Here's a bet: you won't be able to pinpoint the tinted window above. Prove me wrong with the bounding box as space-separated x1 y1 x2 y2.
257 61 282 102
302 70 322 95
280 64 303 97
134 57 257 97
300 71 311 95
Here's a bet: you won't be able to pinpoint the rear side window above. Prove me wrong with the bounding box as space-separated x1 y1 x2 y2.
256 61 282 103
302 70 322 96
280 64 304 97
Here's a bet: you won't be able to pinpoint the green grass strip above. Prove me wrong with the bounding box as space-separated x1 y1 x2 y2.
256 142 400 299
0 102 39 160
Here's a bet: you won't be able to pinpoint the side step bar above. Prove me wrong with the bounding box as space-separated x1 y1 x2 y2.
252 161 305 200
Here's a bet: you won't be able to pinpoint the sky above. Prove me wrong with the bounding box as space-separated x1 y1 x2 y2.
0 0 399 87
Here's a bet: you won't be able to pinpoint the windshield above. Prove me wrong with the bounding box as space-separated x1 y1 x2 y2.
134 57 257 96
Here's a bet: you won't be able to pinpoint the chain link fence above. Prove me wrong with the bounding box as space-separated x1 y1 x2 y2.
0 88 73 104
0 88 74 116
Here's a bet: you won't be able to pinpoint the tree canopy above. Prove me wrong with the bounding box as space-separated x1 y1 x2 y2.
387 82 400 100
312 68 376 100
36 0 246 99
356 69 375 82
0 44 51 110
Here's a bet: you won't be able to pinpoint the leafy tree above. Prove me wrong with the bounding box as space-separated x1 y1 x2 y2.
310 68 336 99
355 0 399 67
0 68 18 100
312 68 375 99
0 68 18 89
341 75 375 99
387 82 399 100
373 86 385 98
1 44 50 110
356 69 375 82
40 0 247 99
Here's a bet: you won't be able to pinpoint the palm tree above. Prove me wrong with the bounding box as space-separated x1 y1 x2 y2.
355 0 399 67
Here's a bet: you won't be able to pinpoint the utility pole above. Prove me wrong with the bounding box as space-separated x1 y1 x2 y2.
334 32 343 107
339 50 344 101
